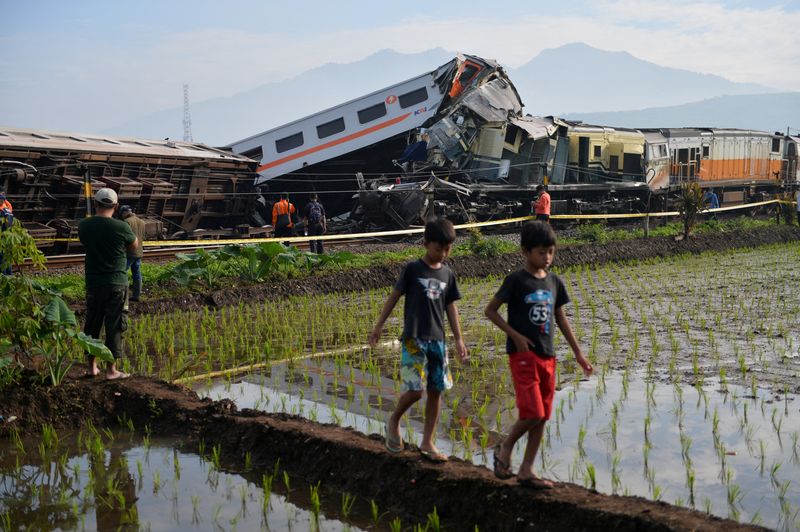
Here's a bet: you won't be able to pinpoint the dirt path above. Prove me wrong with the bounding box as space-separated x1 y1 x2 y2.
0 369 766 531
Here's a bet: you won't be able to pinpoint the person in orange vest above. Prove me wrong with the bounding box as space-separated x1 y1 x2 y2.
0 191 12 214
532 185 551 223
272 193 297 238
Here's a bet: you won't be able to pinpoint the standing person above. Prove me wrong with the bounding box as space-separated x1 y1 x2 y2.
272 193 297 239
368 218 468 462
484 221 592 488
704 188 720 220
120 205 145 301
0 206 14 275
303 193 327 254
796 189 800 227
532 184 551 222
78 188 137 380
0 191 12 213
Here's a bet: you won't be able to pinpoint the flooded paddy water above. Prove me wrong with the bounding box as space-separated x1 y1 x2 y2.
199 363 799 530
0 427 400 530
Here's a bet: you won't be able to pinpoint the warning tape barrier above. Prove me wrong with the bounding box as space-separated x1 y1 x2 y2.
36 199 795 247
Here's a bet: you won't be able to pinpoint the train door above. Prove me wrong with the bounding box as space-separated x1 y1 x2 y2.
578 136 590 182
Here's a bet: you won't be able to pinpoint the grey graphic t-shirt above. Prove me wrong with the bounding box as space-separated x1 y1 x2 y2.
395 259 461 341
494 269 569 357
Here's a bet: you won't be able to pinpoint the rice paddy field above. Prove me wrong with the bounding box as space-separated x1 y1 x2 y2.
144 241 799 529
3 240 800 529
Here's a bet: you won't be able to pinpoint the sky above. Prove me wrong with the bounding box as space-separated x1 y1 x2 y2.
1 0 799 134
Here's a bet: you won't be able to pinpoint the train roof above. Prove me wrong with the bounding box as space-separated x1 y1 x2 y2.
639 127 776 137
227 56 466 148
0 127 255 163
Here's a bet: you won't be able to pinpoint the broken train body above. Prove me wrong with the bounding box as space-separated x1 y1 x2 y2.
230 54 800 229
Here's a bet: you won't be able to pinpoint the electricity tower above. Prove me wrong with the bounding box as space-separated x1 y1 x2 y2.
182 84 193 142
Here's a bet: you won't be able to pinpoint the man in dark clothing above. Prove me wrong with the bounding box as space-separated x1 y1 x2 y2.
78 188 138 379
303 193 327 254
272 193 297 238
0 207 14 275
120 205 146 301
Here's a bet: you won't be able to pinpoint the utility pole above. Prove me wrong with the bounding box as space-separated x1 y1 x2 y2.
183 84 193 142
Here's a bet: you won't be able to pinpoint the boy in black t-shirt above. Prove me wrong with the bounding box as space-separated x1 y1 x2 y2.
368 218 468 462
485 221 592 488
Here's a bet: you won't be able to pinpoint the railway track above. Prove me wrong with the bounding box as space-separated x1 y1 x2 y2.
23 238 378 271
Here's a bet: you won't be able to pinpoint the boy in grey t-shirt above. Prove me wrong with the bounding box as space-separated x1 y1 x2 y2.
368 218 468 462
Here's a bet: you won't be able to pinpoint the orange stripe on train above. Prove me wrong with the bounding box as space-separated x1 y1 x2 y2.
257 113 412 173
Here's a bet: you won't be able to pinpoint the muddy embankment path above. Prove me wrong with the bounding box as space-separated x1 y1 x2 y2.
132 225 800 317
6 227 797 528
1 370 768 531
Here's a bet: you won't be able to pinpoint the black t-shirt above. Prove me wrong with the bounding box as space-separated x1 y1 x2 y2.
395 259 461 341
303 201 326 225
494 269 569 357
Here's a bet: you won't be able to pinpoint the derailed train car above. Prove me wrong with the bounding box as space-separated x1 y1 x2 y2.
0 128 261 250
229 53 799 230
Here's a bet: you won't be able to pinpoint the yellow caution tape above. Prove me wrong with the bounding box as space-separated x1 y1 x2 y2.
37 198 792 246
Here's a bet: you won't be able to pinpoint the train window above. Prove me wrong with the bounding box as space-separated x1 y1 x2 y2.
771 138 780 152
399 87 428 109
241 146 264 162
593 145 601 157
316 117 346 139
702 145 709 158
275 132 304 153
659 145 667 157
358 103 387 124
610 155 619 172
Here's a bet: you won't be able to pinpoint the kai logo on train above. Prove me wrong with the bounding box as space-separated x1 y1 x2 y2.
413 106 428 115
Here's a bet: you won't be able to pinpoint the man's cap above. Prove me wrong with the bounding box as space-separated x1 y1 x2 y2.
0 192 5 201
120 205 132 215
95 188 118 207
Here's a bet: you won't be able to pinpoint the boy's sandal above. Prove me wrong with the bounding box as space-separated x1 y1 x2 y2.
384 423 403 453
517 476 554 490
420 449 448 463
492 444 513 479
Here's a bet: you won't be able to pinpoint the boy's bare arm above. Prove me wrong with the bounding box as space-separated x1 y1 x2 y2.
484 297 532 353
446 302 468 361
555 306 593 376
368 289 402 347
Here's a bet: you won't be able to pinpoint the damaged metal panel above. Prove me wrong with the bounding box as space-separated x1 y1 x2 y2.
458 78 523 123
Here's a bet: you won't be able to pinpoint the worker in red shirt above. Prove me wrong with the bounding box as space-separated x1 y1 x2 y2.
532 185 551 223
272 193 297 238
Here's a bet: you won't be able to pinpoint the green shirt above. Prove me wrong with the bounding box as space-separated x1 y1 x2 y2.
78 216 136 287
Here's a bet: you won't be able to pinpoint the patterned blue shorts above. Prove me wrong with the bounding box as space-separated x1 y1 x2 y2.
399 338 452 392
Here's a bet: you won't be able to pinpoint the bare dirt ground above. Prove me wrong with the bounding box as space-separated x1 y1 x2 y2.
5 226 798 530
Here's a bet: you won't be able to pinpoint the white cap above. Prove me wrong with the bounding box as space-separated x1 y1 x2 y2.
95 188 118 207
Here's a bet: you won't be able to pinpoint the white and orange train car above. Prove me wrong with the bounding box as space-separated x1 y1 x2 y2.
641 128 799 200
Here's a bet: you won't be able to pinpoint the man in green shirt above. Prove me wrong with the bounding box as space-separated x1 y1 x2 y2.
78 188 138 379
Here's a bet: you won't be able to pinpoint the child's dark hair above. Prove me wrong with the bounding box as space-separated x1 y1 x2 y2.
424 217 456 245
521 221 556 250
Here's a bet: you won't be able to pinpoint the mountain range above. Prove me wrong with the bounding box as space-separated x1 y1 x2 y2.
105 44 797 145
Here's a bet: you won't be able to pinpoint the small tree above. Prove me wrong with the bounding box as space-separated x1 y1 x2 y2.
0 224 112 385
677 182 705 239
0 222 46 272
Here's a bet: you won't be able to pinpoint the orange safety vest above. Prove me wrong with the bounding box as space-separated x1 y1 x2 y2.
0 199 12 214
534 192 551 216
272 199 295 227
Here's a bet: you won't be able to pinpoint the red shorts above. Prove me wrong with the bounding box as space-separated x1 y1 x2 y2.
508 351 556 420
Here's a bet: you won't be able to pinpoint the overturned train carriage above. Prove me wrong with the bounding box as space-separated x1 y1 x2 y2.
229 53 800 230
0 128 260 251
